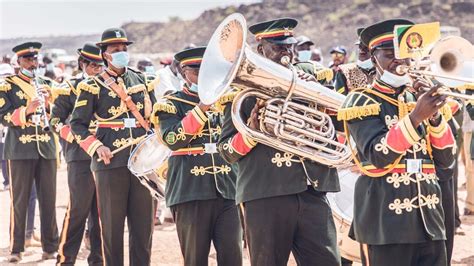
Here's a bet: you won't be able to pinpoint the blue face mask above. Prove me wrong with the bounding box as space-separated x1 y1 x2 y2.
298 50 312 62
109 51 129 68
21 68 35 78
145 66 155 74
357 59 374 71
189 83 198 93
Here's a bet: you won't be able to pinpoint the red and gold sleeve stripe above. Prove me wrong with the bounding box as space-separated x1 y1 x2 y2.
10 107 27 126
59 125 75 143
429 118 455 149
181 106 208 135
368 33 394 50
385 116 421 153
363 163 436 174
230 132 257 155
78 135 103 157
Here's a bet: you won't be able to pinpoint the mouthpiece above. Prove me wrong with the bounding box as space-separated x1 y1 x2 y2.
280 56 291 66
396 65 409 75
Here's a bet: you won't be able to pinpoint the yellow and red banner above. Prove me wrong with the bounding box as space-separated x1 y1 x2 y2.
394 22 440 59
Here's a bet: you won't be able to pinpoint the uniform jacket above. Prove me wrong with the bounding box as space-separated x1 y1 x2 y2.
339 78 455 245
154 86 236 207
0 73 56 160
70 67 157 171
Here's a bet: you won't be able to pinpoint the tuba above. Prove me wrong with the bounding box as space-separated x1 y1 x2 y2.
198 13 351 166
396 36 474 101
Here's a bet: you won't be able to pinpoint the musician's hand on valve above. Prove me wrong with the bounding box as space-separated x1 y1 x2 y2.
248 100 265 130
297 70 317 83
198 102 212 112
412 77 431 98
96 145 113 165
409 84 447 127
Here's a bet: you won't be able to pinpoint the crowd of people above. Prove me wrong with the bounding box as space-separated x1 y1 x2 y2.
0 14 472 266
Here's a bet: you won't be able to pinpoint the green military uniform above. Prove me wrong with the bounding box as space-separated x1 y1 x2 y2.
154 47 242 266
218 19 340 266
338 19 454 266
70 28 156 266
0 42 58 256
52 43 103 266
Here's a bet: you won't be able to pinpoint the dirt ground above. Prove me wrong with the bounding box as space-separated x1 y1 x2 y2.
0 162 472 266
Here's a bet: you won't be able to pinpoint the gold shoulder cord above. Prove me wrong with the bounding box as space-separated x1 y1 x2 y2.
344 88 433 178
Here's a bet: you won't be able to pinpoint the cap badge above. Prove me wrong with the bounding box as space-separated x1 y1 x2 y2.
115 31 122 38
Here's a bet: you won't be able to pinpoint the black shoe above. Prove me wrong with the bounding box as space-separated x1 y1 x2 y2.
42 251 57 260
8 253 22 263
464 208 474 216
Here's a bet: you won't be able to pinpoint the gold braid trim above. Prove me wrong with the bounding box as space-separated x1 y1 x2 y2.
164 95 198 106
0 81 11 92
146 75 160 92
343 120 404 178
456 83 474 91
153 102 177 114
77 81 99 95
337 103 381 121
439 104 453 121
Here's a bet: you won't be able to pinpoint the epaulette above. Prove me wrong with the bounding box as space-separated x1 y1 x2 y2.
52 82 71 96
337 89 381 121
127 66 142 74
39 76 54 86
0 79 11 92
145 74 160 92
153 101 177 114
77 78 100 95
440 102 454 121
217 87 241 105
456 83 474 91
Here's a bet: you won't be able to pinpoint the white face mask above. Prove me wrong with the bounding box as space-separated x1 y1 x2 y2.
374 57 411 88
34 67 45 77
356 59 374 71
379 69 411 87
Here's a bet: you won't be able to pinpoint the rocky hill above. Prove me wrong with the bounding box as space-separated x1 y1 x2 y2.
1 0 472 59
122 0 473 56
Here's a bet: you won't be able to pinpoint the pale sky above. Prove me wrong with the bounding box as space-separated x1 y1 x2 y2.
0 0 260 39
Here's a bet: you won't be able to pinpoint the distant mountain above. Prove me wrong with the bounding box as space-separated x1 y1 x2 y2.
0 34 101 57
1 0 472 60
122 0 474 57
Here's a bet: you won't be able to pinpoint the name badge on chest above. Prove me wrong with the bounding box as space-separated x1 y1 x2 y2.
204 143 218 154
406 159 422 174
123 118 136 128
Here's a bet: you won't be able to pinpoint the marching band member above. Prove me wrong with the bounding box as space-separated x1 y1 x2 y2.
0 42 59 262
70 28 157 266
51 43 103 265
334 27 375 95
153 46 242 266
218 18 341 266
338 19 455 266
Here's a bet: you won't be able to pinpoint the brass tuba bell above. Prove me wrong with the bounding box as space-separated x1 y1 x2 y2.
198 13 352 166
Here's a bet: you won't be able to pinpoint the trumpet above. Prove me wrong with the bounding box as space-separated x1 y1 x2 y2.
33 77 50 132
396 36 474 101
